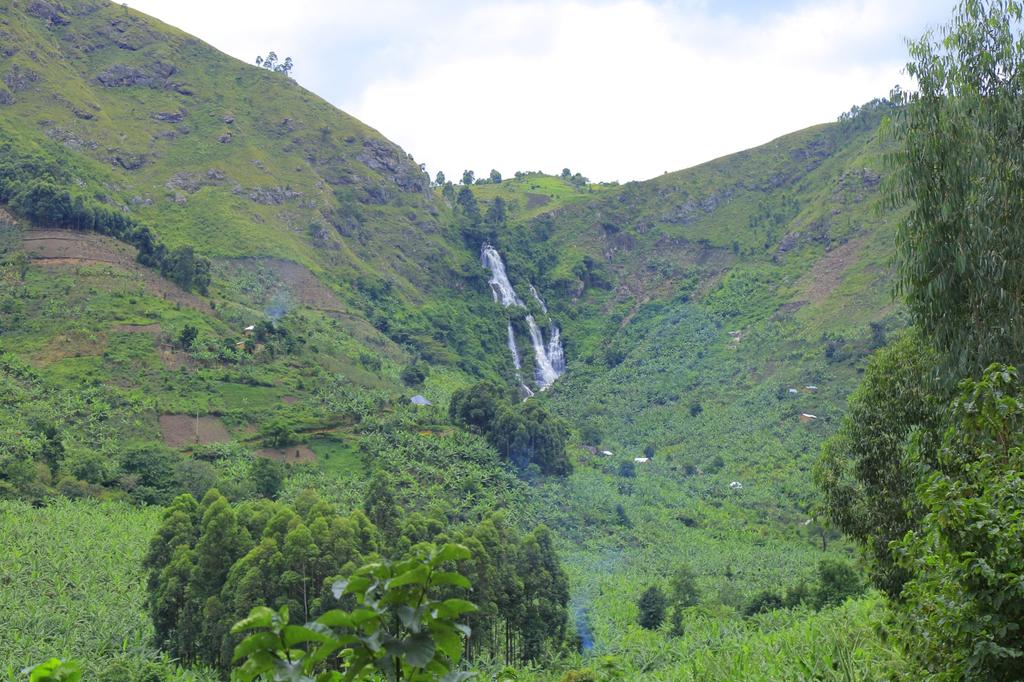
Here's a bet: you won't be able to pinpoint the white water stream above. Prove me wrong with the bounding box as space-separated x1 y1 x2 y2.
481 245 565 390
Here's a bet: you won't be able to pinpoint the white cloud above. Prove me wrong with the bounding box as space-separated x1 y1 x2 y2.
129 0 952 182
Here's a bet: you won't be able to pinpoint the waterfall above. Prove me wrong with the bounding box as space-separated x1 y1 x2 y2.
507 322 535 397
481 245 523 307
526 315 560 388
529 284 548 314
547 325 566 375
506 322 522 370
481 244 565 391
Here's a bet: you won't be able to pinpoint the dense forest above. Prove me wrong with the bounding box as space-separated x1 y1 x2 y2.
2 0 1024 680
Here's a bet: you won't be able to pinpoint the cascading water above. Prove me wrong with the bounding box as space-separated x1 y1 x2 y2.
529 284 548 314
547 325 566 375
526 315 560 387
507 322 534 398
481 244 565 391
482 245 523 307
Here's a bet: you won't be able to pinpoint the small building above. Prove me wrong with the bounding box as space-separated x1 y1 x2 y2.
804 385 818 393
410 395 432 406
601 450 614 457
243 324 255 336
729 481 743 490
799 413 818 423
788 388 799 395
633 457 650 464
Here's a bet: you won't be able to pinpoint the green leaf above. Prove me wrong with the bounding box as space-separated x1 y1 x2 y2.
431 625 463 660
316 609 354 628
397 604 421 632
359 629 382 652
350 607 379 626
434 598 478 619
430 543 472 567
388 564 429 588
25 659 82 682
335 575 372 597
283 624 332 648
232 631 281 663
402 632 437 667
232 606 276 633
430 571 472 589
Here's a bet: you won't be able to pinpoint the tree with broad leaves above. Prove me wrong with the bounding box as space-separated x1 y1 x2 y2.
229 543 477 682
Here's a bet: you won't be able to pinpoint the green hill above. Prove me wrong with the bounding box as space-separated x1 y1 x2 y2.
0 1 911 678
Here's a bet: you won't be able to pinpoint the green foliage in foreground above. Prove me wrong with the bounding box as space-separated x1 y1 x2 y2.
145 489 569 675
817 5 1024 681
230 544 476 682
894 365 1024 680
816 330 945 599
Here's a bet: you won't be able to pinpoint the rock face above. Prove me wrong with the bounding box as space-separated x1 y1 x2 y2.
26 0 69 26
152 110 187 123
357 139 430 195
236 186 305 205
94 61 191 94
4 65 39 93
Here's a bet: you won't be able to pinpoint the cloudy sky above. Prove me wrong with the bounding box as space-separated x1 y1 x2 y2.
129 0 952 182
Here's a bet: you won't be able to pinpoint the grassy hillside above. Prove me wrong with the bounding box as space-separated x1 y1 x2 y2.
0 0 512 377
464 106 907 657
0 2 917 678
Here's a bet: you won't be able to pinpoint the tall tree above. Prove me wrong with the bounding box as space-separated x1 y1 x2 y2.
815 331 945 599
637 586 667 630
668 564 700 634
889 0 1024 376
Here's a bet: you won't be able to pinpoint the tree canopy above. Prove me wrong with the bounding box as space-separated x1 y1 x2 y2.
889 0 1024 377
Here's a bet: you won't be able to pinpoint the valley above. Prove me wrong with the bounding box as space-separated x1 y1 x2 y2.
3 1 1022 681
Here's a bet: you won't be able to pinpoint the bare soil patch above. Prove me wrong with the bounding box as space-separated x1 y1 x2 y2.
796 238 865 305
32 331 108 366
160 414 231 448
157 347 193 370
525 193 550 210
220 257 345 313
23 230 136 265
257 445 316 464
114 323 161 333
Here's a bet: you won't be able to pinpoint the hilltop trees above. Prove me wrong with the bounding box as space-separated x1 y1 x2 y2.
255 51 293 77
